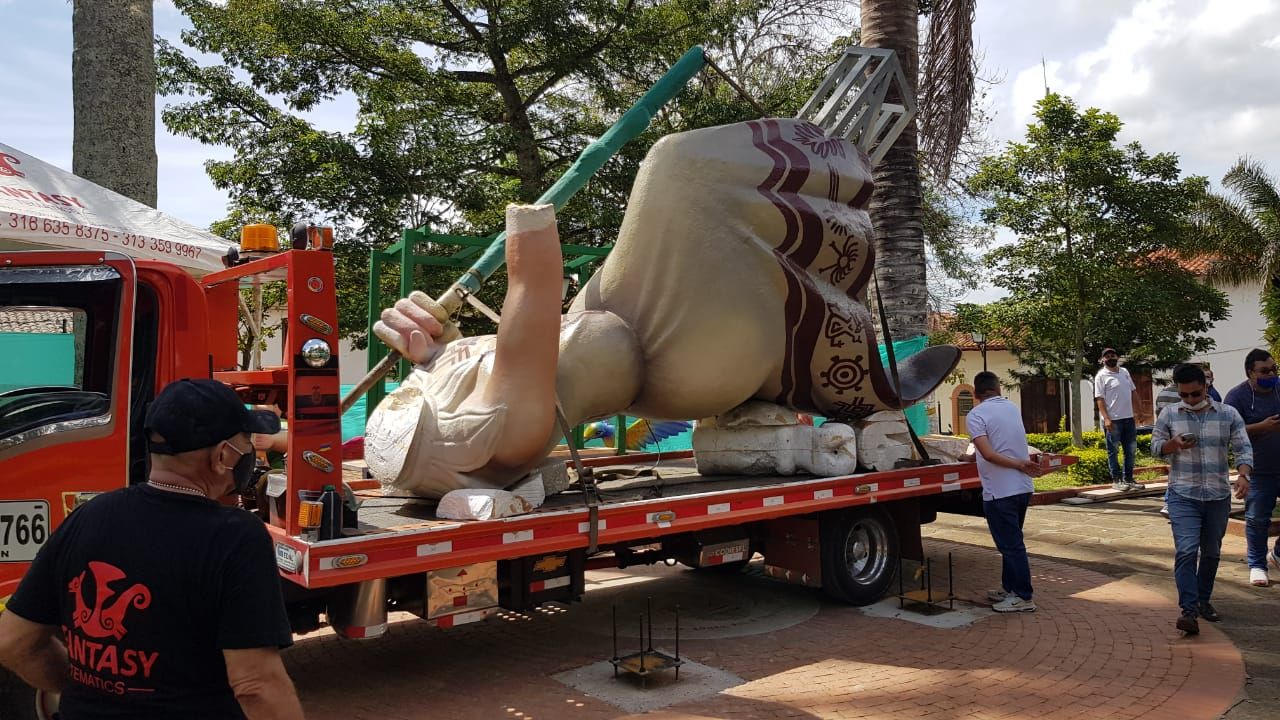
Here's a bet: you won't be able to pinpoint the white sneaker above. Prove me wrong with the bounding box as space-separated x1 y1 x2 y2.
1159 504 1169 517
1251 568 1269 587
987 589 1010 602
992 595 1036 613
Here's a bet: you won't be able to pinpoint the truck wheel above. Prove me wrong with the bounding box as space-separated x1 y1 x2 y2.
821 506 899 606
0 672 57 720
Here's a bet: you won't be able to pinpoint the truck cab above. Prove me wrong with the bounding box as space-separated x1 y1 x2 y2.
0 250 213 606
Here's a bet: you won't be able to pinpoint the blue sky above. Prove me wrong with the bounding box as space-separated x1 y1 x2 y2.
2 0 1279 305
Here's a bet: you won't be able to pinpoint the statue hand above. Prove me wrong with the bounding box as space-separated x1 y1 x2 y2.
373 291 460 364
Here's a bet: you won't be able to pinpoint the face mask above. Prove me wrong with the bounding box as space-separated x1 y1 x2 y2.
221 441 259 495
1105 358 1118 368
1259 376 1279 390
1183 398 1211 411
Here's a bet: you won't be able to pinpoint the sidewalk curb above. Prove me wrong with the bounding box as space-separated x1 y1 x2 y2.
1031 466 1170 506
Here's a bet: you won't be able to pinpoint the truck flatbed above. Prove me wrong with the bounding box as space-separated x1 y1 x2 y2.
266 449 1035 591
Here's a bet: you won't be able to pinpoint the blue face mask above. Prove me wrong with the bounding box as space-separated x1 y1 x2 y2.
1259 376 1279 390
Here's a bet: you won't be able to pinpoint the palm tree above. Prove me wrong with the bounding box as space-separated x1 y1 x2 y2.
73 0 157 206
860 0 976 342
1194 158 1280 346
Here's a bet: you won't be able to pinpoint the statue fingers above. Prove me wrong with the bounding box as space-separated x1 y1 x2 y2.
372 319 408 357
395 296 444 337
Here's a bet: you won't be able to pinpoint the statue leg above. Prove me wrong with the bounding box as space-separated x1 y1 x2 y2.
471 204 564 471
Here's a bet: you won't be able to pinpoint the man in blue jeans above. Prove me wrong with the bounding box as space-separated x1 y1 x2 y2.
962 371 1044 613
1153 363 1252 636
1094 347 1145 491
1223 348 1280 587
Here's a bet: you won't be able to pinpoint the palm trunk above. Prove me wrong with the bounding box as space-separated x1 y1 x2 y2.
861 0 927 341
73 0 157 207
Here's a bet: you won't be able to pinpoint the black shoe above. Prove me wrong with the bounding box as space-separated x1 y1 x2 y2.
1199 603 1221 622
1177 615 1200 635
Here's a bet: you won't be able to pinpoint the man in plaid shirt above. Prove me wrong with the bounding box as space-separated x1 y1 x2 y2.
1152 363 1252 636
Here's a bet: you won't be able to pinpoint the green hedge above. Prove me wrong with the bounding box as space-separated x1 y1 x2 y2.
1027 430 1153 456
1066 448 1112 484
1026 433 1071 453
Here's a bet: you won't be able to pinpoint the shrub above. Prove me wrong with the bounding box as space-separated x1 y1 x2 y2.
1136 432 1153 456
1066 447 1112 485
1026 432 1072 453
1079 430 1106 449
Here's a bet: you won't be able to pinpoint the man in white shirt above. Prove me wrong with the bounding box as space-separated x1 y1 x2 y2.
1095 347 1145 492
962 371 1045 613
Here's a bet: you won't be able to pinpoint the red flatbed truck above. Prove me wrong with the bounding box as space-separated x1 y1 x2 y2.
0 246 1069 717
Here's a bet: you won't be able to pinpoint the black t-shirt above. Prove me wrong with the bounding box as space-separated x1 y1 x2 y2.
6 484 293 719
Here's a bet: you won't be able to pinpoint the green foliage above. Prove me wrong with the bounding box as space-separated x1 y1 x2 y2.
1191 158 1280 347
1025 432 1071 453
158 0 856 342
1028 429 1150 455
1078 430 1105 449
1066 447 1111 484
967 94 1227 441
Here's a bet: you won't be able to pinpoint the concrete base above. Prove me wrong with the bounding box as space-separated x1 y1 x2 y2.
857 596 995 629
554 658 743 714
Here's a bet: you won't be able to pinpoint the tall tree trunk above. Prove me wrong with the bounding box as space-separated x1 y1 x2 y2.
861 0 926 341
73 0 157 207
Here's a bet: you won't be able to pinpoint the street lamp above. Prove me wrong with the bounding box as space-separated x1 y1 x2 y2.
971 330 988 372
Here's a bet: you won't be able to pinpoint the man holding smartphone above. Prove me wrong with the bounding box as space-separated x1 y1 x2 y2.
1224 348 1280 587
1153 363 1252 636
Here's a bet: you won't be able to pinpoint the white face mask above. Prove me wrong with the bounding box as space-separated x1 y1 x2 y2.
1182 398 1211 411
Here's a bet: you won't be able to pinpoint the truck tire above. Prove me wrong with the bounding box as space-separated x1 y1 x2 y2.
0 671 57 720
820 506 899 606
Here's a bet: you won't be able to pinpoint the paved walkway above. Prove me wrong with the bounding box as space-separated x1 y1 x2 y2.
282 498 1264 719
923 495 1280 719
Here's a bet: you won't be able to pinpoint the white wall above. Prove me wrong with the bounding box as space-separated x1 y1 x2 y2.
1187 279 1267 391
930 349 1103 435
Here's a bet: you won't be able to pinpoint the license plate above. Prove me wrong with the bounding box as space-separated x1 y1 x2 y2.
0 501 50 563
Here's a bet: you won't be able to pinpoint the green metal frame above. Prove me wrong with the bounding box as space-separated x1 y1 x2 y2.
364 232 610 411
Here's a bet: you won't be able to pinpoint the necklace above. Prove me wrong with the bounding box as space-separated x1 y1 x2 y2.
147 480 207 498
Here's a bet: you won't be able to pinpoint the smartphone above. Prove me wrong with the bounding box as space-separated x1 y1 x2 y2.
1179 432 1195 444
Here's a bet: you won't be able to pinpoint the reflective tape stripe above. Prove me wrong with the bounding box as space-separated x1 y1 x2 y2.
530 576 571 592
763 496 784 507
577 519 607 533
503 530 535 544
707 502 731 515
417 541 453 556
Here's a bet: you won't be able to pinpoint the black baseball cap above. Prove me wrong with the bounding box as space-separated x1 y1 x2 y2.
145 379 281 455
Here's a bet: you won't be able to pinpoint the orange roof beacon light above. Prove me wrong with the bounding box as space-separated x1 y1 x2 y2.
240 224 281 256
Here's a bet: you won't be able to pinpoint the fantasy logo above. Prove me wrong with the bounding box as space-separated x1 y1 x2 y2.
63 561 159 696
68 561 152 640
0 153 24 178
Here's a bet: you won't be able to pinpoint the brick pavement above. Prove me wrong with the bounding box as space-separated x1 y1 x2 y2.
924 496 1280 719
284 520 1246 720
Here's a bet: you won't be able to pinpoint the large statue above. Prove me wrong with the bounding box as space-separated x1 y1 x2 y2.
365 119 960 498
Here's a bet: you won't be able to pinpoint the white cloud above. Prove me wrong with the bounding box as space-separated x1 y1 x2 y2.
984 0 1280 187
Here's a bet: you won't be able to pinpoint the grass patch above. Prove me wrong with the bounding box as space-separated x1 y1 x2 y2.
1033 462 1165 493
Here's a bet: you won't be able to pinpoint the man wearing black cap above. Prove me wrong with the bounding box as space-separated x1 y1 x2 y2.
1094 347 1145 492
0 379 305 719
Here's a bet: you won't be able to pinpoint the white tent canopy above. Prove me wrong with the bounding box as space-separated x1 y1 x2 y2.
0 141 231 274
